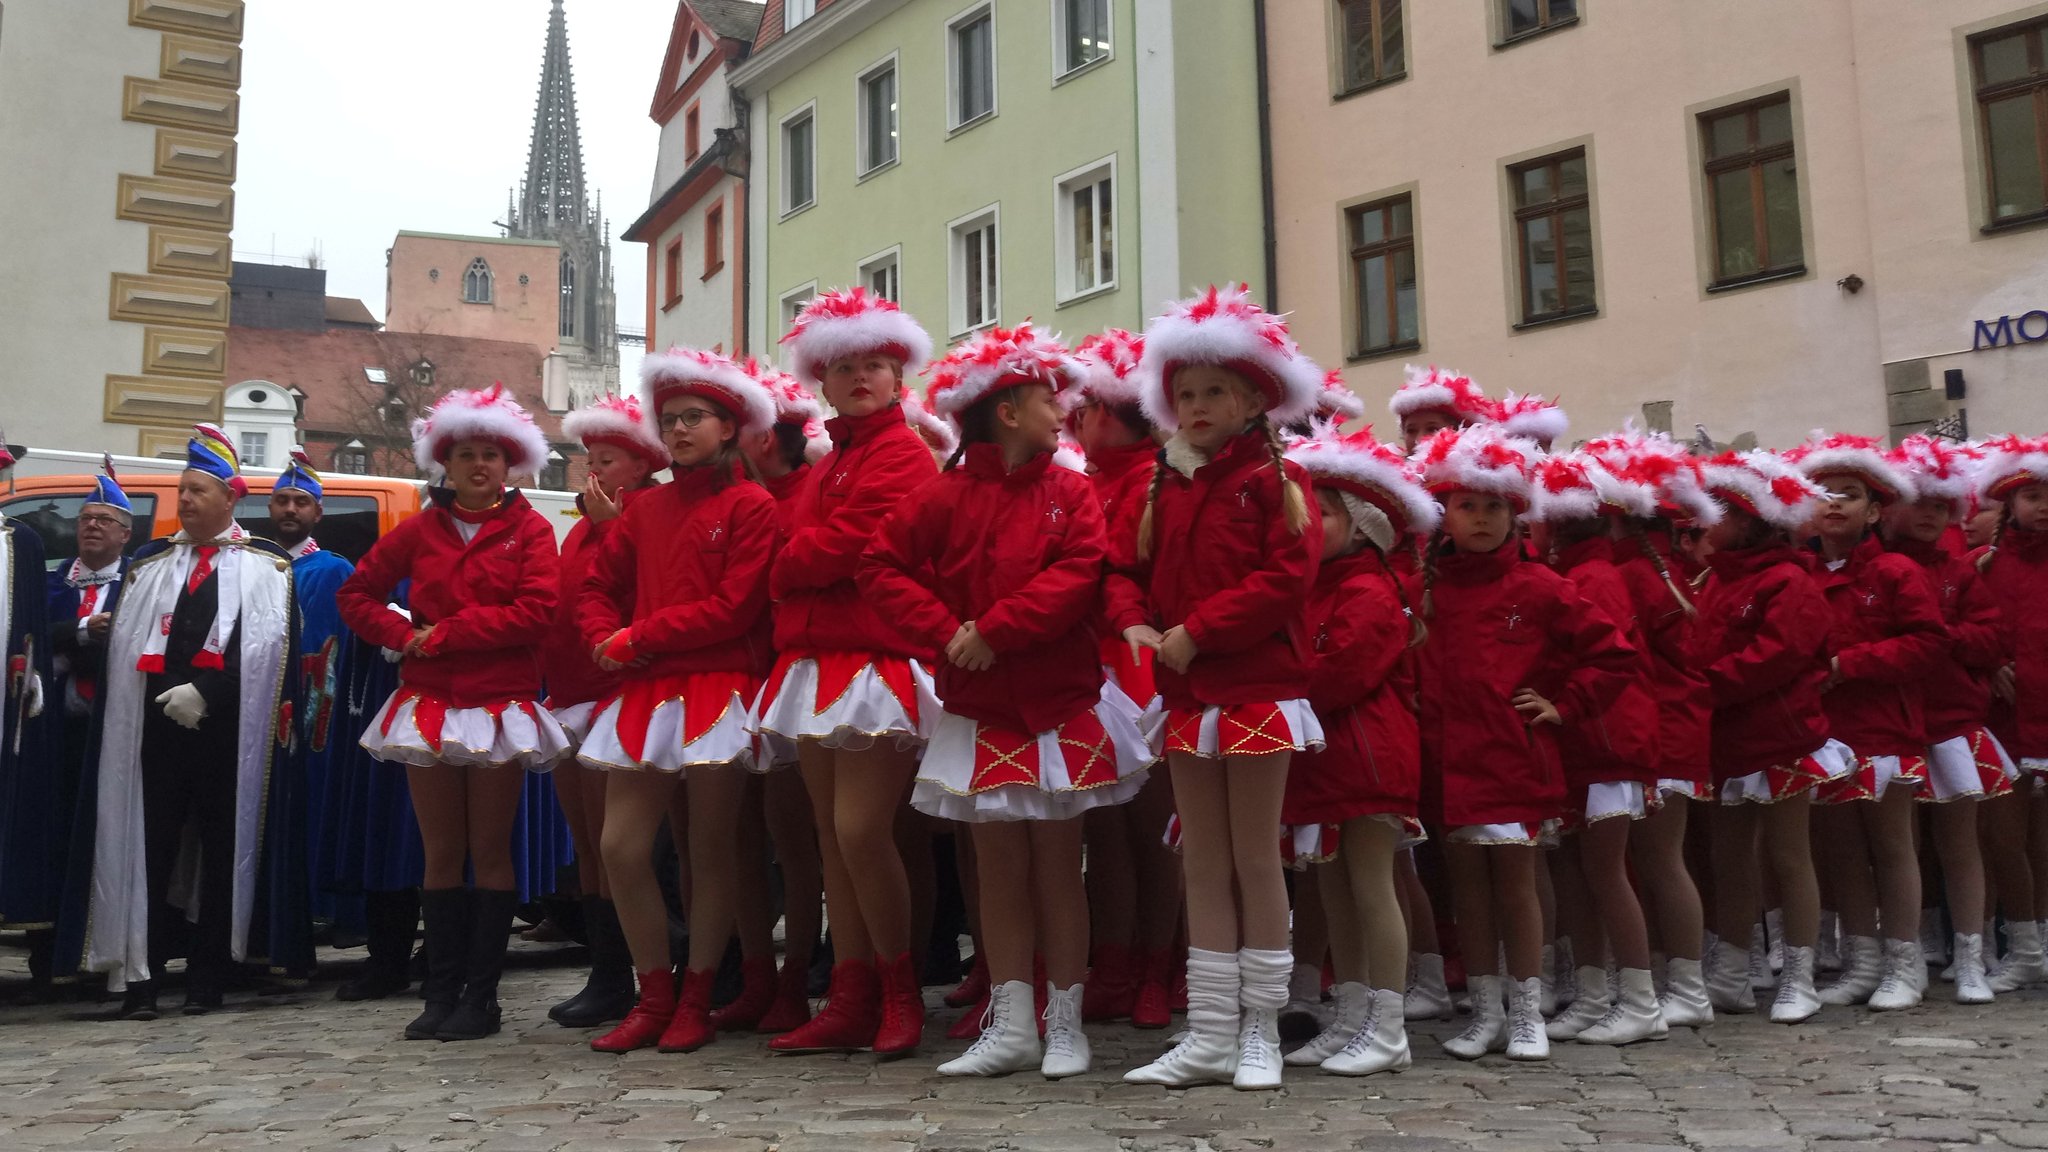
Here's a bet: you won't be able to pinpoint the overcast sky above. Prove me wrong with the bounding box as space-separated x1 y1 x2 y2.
231 0 687 356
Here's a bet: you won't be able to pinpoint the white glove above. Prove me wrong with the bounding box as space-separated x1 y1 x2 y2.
382 603 411 663
22 672 42 720
155 683 207 729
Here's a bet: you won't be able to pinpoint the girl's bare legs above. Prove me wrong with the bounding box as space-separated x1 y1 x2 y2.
1933 800 1986 945
1445 844 1498 986
1338 819 1407 989
764 770 823 970
1984 790 2037 924
970 822 1037 985
1400 853 1440 954
1224 752 1293 950
408 765 471 892
896 808 937 972
798 742 871 963
1550 838 1605 973
835 744 919 958
601 770 684 971
1170 754 1239 951
683 767 751 972
1710 804 1763 945
1762 794 1820 949
1084 806 1135 954
1863 789 1922 951
1633 798 1705 962
553 761 605 897
1031 819 1089 987
1583 816 1651 970
1319 860 1366 985
1818 804 1878 941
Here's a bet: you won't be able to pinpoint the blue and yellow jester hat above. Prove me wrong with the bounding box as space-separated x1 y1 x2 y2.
273 444 323 503
185 422 246 497
85 454 134 520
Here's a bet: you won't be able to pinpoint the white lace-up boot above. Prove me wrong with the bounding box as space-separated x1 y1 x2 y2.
1442 975 1505 1060
1286 981 1369 1066
1505 976 1549 1061
1232 947 1292 1091
938 980 1040 1076
1769 945 1821 1024
1575 968 1668 1045
1124 949 1238 1087
1866 938 1924 1011
1403 953 1454 1020
1545 966 1611 1040
1952 932 1994 1004
1819 936 1882 1006
1659 957 1714 1028
1322 987 1410 1076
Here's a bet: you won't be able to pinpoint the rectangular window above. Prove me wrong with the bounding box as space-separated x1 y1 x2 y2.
1699 93 1803 287
860 246 901 302
859 58 899 174
782 105 815 214
684 105 700 162
1510 148 1595 324
780 283 818 342
950 206 1000 335
1055 159 1116 301
1346 194 1419 357
784 0 816 32
1972 18 2048 228
703 204 724 277
1335 0 1404 95
241 430 268 469
1055 0 1111 76
950 6 996 129
1502 0 1577 43
336 448 369 476
664 238 682 306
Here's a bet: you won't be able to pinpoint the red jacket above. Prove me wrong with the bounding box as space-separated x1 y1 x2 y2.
1811 536 1945 757
1628 533 1712 784
771 404 939 659
1552 537 1662 788
1981 526 2048 758
542 511 622 707
578 465 778 680
1107 429 1319 711
1090 439 1157 642
859 445 1106 733
764 464 812 521
1690 543 1831 779
337 489 560 708
1891 535 2006 745
1284 547 1420 824
1416 544 1635 827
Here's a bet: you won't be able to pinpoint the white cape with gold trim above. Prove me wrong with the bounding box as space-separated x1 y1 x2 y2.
85 540 292 991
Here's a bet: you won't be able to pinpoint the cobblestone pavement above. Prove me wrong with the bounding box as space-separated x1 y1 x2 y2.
4 943 2048 1152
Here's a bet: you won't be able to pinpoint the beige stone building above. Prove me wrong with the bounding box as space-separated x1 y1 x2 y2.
1268 0 2048 446
0 0 246 457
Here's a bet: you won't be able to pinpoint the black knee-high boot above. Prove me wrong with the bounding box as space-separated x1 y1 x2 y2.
404 887 470 1040
437 888 516 1041
338 888 419 1002
550 896 636 1027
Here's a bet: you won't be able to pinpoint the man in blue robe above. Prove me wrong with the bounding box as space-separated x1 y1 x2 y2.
0 440 55 967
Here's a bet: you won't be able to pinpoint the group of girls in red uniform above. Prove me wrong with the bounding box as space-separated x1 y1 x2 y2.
333 282 2048 1086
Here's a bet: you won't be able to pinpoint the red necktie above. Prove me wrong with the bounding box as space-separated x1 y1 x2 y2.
186 546 218 595
77 584 98 619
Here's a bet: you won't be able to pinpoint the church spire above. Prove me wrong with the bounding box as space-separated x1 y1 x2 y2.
514 0 588 236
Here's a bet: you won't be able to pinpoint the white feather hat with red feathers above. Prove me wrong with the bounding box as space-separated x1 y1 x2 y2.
1285 426 1440 539
412 384 553 480
1072 328 1146 411
1888 434 1980 513
1134 284 1322 432
1581 429 1722 526
1531 451 1613 523
902 389 959 459
562 392 669 472
1389 364 1492 426
923 322 1083 418
641 346 777 439
1784 431 1914 505
746 357 832 462
1976 433 2048 503
1700 450 1829 530
1314 369 1367 423
778 287 935 390
1494 391 1569 446
1413 423 1542 514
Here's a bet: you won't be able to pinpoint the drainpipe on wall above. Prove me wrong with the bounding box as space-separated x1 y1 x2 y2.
1253 0 1279 314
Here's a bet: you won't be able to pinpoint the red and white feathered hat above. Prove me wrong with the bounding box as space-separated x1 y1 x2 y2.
778 287 934 390
1700 450 1828 530
746 357 832 462
1784 431 1914 505
1888 434 1980 514
641 346 776 439
1581 429 1722 526
1414 423 1542 515
1053 438 1089 474
1072 328 1146 410
1494 391 1569 446
1314 369 1367 423
1286 426 1440 539
562 393 668 473
1531 451 1615 523
1389 364 1492 427
924 322 1083 418
1975 433 2048 503
412 383 553 479
1135 284 1322 432
902 389 959 459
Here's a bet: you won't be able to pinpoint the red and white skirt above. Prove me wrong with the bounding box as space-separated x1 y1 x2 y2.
1657 777 1713 803
1815 751 1929 805
1444 820 1560 848
1718 739 1853 805
756 649 938 751
577 671 758 774
1276 814 1428 869
1924 727 2018 802
1559 780 1653 834
1161 700 1324 760
360 687 569 771
912 684 1155 823
546 698 602 746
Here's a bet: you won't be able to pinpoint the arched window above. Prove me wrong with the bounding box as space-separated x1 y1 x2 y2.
463 257 493 304
559 254 577 339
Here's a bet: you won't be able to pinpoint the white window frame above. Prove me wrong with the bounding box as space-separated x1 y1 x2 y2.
784 0 817 33
947 203 1001 337
1051 0 1113 80
858 244 903 303
946 2 998 134
1053 155 1118 304
855 52 900 179
780 100 818 218
240 429 269 469
779 280 819 344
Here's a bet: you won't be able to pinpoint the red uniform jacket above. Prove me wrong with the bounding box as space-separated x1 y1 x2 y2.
1090 440 1157 643
859 445 1107 733
1284 547 1420 824
1812 536 1945 758
577 465 778 680
1890 536 2006 745
1980 526 2048 758
1416 544 1635 827
1690 543 1831 780
1627 533 1711 785
1106 429 1319 711
337 489 559 708
542 510 621 708
1552 537 1663 789
771 404 939 659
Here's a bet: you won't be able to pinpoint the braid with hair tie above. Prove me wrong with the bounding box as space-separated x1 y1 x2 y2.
1135 449 1170 562
1373 546 1428 648
943 442 967 471
1257 416 1312 536
1419 529 1446 621
1627 518 1697 619
1978 503 2011 575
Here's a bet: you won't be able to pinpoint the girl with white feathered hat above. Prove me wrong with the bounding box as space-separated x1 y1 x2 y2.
336 384 567 1043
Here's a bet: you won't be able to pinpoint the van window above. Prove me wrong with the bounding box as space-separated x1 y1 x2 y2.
0 493 161 572
237 494 381 564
